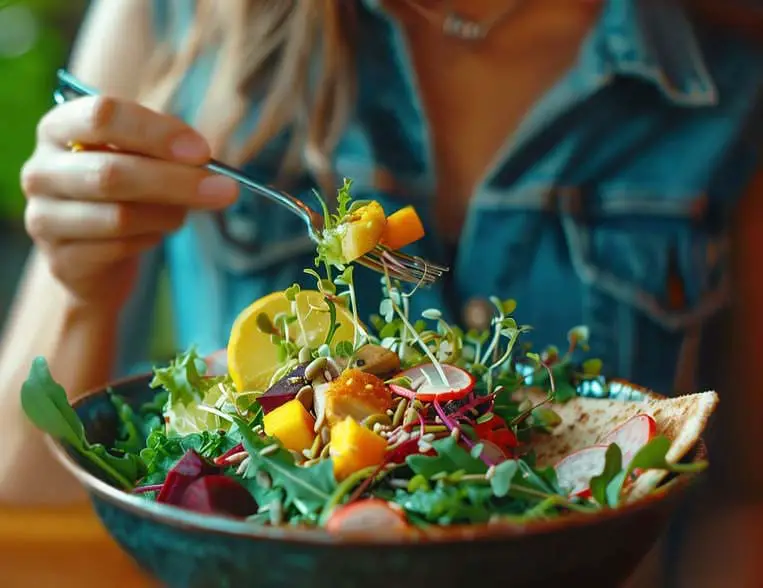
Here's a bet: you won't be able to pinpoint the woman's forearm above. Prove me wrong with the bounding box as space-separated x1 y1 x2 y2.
0 250 121 504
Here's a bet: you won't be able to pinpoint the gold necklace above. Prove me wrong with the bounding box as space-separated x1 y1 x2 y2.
402 0 524 42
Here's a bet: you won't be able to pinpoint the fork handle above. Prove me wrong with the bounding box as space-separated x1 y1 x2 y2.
54 69 316 225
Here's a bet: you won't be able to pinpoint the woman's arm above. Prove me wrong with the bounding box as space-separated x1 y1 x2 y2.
0 0 157 504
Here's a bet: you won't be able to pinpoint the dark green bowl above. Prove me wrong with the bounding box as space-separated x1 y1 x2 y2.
47 375 703 588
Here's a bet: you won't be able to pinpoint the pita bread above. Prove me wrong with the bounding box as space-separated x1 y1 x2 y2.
516 388 719 501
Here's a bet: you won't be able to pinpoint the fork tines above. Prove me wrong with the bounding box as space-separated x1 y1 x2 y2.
358 246 448 286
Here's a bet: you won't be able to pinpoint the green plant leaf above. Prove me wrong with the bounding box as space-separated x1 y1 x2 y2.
20 357 143 490
490 460 519 498
334 340 354 358
406 436 488 479
607 436 708 504
20 357 85 448
234 416 336 517
589 443 622 506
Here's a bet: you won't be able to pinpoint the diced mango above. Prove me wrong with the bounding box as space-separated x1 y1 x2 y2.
340 201 387 262
323 369 392 427
263 399 316 453
330 417 388 480
380 205 425 251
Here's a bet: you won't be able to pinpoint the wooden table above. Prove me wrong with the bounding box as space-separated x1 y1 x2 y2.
0 505 159 588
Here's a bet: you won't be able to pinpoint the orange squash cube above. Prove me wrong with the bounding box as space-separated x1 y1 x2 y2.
330 417 388 480
380 206 425 251
263 399 316 453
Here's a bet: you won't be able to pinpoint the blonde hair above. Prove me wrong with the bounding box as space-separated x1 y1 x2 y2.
136 0 762 194
140 0 357 191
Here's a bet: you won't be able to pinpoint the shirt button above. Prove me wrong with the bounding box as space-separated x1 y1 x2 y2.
462 298 493 331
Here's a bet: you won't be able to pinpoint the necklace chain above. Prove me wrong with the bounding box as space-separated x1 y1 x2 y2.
403 0 523 42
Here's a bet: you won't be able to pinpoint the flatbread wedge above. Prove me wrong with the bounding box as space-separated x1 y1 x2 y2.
518 388 719 501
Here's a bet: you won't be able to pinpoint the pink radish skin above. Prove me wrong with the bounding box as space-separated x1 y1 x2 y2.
326 499 409 533
554 445 609 498
555 414 658 498
396 364 475 402
599 414 656 467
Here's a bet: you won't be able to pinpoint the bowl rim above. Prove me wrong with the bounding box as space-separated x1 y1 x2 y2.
46 373 705 546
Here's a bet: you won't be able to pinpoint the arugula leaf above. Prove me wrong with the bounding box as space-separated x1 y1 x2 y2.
335 177 353 220
233 416 336 519
406 436 488 478
589 444 622 506
88 444 144 485
21 357 85 447
20 357 141 490
109 392 163 455
393 485 494 525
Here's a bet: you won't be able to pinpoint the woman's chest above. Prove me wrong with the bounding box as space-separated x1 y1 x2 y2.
393 2 599 237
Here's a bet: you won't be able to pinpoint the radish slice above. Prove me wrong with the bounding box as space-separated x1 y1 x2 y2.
325 499 409 533
554 445 609 498
599 414 656 467
397 363 475 402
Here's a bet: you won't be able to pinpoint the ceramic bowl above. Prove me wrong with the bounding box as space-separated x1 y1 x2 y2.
47 375 705 588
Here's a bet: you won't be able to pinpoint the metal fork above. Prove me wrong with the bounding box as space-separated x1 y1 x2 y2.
53 69 448 286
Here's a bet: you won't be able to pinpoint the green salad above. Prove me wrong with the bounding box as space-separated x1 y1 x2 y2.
21 180 709 532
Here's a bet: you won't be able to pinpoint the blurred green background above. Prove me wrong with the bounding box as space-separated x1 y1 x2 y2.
0 0 87 219
0 0 88 325
0 0 175 359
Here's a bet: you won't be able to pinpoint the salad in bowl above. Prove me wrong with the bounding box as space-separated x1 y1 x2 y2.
22 179 717 535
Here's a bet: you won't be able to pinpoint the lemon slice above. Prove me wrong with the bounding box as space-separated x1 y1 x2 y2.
228 290 358 393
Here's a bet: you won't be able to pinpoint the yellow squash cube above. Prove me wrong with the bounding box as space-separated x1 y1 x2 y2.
330 417 388 480
340 201 387 262
263 399 316 453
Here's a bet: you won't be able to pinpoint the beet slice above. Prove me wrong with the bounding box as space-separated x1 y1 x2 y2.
259 364 309 414
179 475 259 518
156 450 219 504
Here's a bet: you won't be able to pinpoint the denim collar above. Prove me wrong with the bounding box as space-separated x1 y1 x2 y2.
360 0 718 107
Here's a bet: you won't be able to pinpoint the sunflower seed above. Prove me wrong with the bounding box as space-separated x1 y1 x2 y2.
305 357 327 381
255 471 272 489
224 451 249 465
325 357 341 377
259 445 278 457
236 456 251 476
296 385 314 411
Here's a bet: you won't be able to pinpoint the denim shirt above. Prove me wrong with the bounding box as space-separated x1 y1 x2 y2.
117 0 763 396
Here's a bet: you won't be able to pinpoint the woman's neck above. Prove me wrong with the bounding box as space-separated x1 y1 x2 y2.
386 0 602 240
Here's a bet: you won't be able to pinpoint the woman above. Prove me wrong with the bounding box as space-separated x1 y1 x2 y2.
2 0 763 584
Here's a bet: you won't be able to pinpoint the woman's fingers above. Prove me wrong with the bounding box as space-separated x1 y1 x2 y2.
38 96 211 165
24 198 188 242
41 234 164 285
21 150 239 209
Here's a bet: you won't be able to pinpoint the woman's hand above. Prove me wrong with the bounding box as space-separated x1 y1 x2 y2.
20 96 239 309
